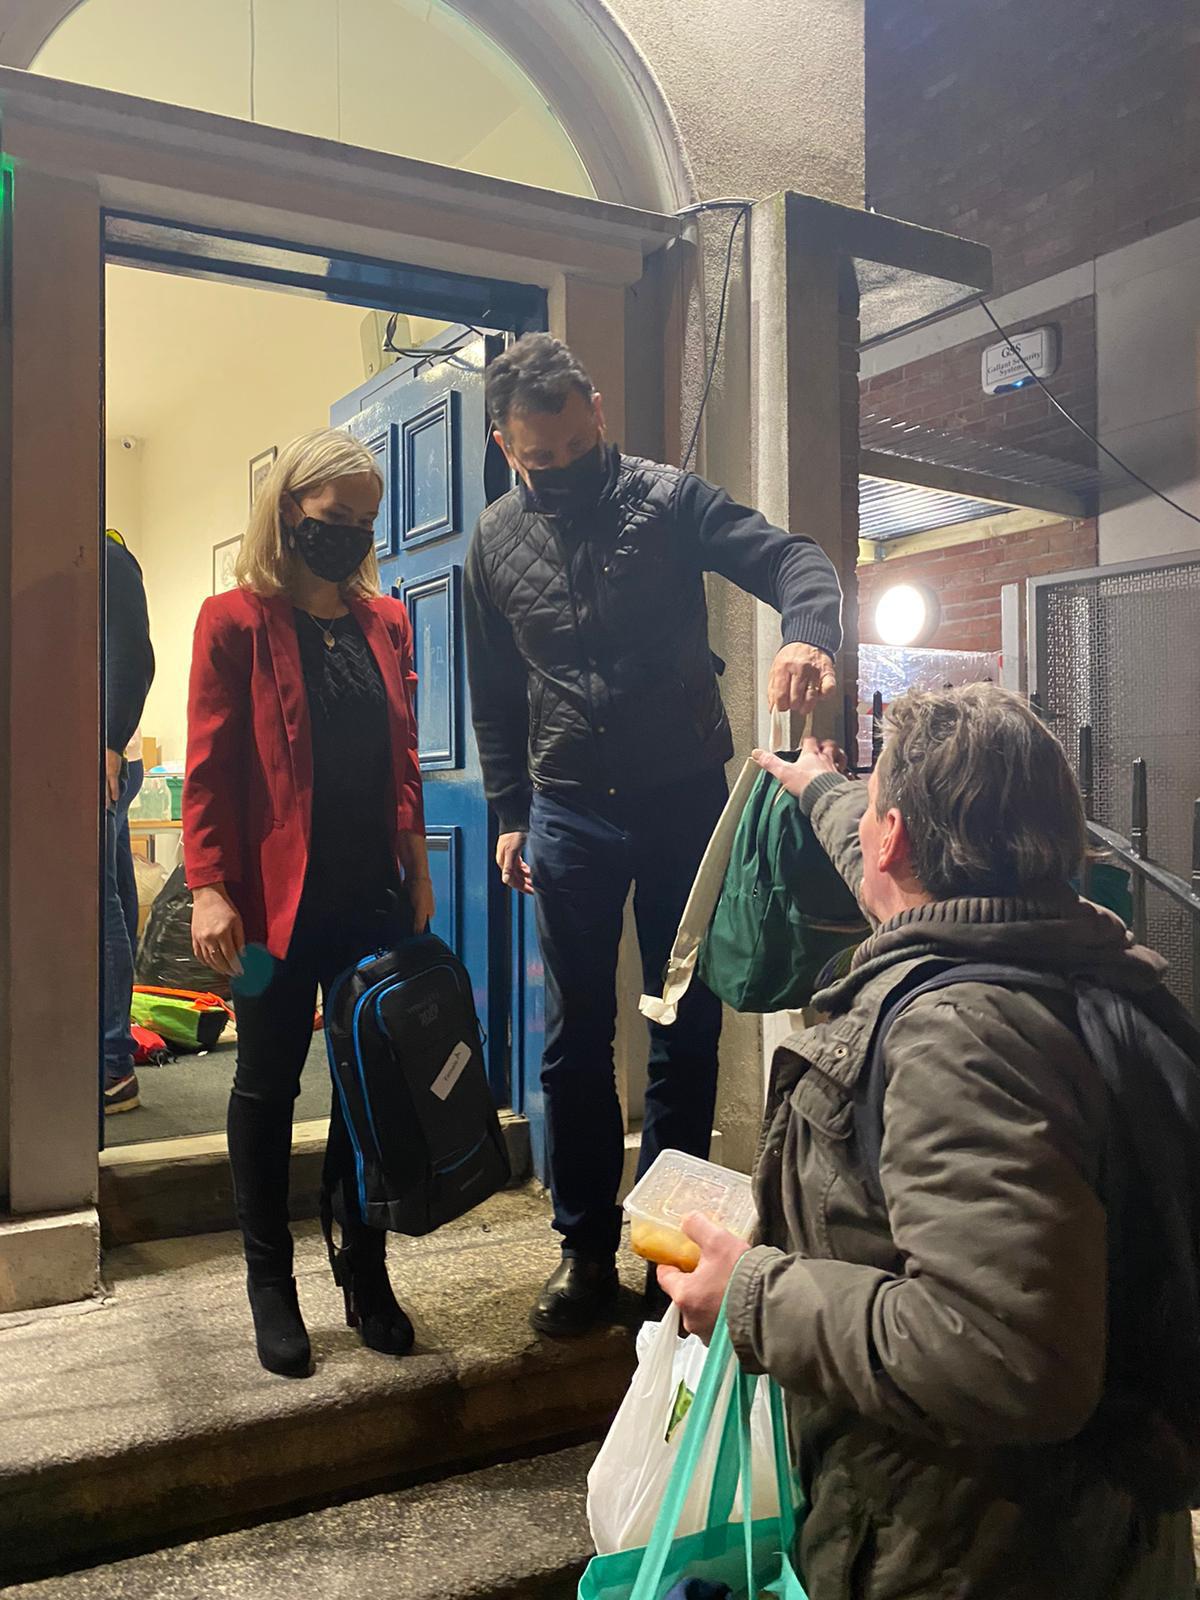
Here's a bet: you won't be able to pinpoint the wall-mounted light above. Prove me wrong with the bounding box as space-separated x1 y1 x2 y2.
874 581 940 648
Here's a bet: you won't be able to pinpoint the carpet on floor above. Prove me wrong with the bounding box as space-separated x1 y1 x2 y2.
105 1031 331 1146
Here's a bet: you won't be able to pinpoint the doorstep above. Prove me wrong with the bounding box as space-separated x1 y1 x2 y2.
0 1186 637 1582
99 1111 533 1246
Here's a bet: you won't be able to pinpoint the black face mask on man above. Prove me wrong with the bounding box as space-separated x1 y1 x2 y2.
526 439 608 518
290 516 374 584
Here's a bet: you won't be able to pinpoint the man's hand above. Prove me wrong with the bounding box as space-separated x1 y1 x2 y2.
105 748 123 809
752 735 845 801
191 883 246 978
496 831 533 895
768 644 837 716
657 1213 752 1342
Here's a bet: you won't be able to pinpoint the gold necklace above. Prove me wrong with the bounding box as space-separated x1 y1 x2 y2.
300 610 338 650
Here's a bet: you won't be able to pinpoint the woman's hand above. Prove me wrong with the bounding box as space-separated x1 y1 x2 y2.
408 875 436 934
191 883 245 977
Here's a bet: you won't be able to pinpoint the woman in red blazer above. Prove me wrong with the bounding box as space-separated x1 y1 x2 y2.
185 428 433 1379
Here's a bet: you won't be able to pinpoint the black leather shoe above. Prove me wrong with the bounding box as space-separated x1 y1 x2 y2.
530 1255 620 1337
246 1277 313 1378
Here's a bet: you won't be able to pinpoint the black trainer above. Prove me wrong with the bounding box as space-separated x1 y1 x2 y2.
530 1254 620 1337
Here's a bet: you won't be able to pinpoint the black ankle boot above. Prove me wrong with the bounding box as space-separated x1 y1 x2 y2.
246 1277 312 1378
328 1226 414 1357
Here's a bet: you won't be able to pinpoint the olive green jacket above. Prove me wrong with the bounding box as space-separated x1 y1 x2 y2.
726 774 1196 1599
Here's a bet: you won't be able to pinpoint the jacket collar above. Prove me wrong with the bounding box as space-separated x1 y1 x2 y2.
812 888 1166 1016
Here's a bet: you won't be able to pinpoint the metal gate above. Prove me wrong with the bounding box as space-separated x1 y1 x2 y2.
1031 552 1200 1013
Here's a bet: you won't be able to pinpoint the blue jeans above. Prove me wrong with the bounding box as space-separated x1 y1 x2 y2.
527 768 727 1260
103 759 143 1088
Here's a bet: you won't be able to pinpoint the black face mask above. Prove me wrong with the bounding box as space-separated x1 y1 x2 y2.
291 516 374 583
526 439 608 518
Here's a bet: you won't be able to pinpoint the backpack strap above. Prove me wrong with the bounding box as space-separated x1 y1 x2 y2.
855 961 1075 1201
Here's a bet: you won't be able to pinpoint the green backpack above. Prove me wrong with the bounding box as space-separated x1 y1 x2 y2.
696 758 865 1014
640 744 866 1029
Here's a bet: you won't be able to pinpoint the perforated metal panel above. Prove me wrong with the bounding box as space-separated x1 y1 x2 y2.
1037 557 1200 1011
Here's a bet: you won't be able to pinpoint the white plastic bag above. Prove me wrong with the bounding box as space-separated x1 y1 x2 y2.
586 1306 781 1554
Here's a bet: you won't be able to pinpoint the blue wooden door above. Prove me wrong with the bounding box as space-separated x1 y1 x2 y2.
331 334 543 1131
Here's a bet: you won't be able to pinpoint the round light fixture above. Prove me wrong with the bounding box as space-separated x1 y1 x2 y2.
874 582 940 648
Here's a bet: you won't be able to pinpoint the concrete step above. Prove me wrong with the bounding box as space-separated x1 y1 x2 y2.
99 1112 532 1248
2 1443 600 1600
0 1188 640 1584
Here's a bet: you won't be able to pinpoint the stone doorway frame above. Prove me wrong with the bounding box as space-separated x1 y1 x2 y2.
0 66 685 1309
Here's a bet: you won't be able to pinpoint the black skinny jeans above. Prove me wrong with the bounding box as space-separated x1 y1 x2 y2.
227 887 405 1282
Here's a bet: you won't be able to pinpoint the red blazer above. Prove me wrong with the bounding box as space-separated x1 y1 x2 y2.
183 588 424 960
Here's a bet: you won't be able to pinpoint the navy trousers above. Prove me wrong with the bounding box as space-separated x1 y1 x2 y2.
527 768 727 1260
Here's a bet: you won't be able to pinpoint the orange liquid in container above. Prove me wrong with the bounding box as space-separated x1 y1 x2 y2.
625 1151 757 1274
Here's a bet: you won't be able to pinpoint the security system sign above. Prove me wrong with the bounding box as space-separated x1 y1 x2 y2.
982 326 1059 394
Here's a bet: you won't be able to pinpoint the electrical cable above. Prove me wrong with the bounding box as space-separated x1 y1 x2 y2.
977 298 1200 528
681 203 750 472
675 197 758 217
382 318 485 373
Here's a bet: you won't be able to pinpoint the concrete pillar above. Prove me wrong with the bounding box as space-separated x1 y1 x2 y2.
750 192 861 1072
0 159 102 1306
549 275 626 444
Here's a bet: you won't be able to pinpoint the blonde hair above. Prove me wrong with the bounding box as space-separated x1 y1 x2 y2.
235 428 384 599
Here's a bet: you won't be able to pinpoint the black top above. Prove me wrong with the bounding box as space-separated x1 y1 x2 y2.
105 537 155 754
294 609 399 916
463 447 844 832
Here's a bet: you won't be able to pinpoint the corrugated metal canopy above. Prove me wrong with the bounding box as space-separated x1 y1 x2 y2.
858 410 1117 541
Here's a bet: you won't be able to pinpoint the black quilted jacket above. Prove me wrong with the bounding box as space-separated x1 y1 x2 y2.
463 447 843 832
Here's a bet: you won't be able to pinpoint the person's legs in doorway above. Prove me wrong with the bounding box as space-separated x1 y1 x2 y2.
631 768 726 1316
115 758 143 955
526 789 632 1335
102 763 141 1119
228 943 319 1378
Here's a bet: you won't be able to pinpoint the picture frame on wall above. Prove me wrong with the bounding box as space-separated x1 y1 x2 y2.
212 535 241 596
249 445 277 509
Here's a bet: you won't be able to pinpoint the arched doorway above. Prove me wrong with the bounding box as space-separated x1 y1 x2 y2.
1 0 692 210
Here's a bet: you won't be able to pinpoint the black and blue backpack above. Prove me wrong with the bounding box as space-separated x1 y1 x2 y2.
323 933 511 1237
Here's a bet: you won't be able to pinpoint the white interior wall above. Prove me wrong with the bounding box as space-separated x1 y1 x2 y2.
1097 216 1200 565
105 268 376 762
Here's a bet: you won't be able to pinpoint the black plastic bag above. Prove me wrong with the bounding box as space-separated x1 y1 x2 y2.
135 863 232 1002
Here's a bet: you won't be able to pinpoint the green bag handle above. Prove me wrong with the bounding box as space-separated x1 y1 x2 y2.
629 1303 739 1600
629 1293 802 1600
734 1367 799 1547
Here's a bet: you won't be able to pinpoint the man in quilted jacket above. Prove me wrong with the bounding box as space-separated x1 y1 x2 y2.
464 333 843 1336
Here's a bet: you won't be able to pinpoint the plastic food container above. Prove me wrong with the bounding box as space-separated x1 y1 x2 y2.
624 1150 757 1272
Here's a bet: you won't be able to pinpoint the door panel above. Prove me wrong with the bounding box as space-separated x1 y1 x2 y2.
332 335 508 1103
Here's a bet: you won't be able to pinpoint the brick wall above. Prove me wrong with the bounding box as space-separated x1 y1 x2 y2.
857 518 1098 656
868 0 1200 295
862 298 1097 469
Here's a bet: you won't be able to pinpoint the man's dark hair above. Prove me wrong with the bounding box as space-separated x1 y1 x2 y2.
877 682 1087 900
485 334 594 432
